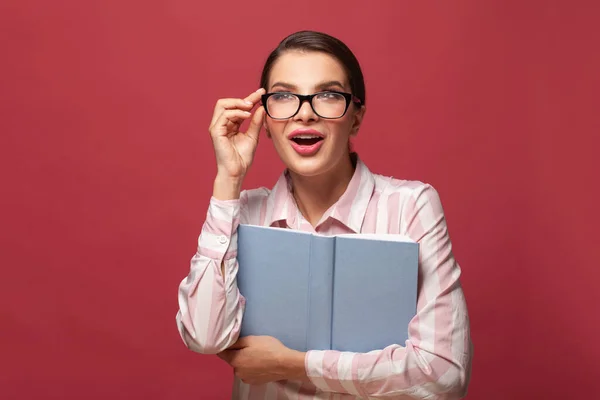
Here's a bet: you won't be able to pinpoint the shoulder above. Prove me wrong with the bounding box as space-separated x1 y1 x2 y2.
238 186 271 224
369 172 447 236
372 173 442 207
239 186 271 210
240 186 271 204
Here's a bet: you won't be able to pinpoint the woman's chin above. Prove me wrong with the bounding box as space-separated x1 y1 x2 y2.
282 155 329 177
281 150 348 178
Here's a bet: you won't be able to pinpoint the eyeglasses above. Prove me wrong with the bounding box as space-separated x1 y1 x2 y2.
261 91 363 120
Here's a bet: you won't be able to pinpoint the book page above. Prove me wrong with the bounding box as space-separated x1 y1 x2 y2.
238 224 415 242
335 233 415 242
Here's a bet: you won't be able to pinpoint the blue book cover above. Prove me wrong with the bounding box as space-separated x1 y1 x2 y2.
236 224 419 353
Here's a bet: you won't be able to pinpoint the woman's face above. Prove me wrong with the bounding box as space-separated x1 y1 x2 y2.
264 50 365 178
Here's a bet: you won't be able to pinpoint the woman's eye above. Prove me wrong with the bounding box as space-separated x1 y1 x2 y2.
318 92 342 101
272 93 295 101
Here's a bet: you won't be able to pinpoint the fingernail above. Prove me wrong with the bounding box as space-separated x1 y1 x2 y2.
244 100 253 105
256 88 264 93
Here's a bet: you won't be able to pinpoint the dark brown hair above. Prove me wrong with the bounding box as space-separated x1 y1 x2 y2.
260 30 366 105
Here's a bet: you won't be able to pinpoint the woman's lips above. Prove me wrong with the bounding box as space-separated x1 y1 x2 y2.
288 129 325 156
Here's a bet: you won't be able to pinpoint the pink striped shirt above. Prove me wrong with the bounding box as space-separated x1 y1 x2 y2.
176 156 472 399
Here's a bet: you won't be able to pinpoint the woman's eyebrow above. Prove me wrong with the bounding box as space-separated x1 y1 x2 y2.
270 80 347 92
270 82 296 90
316 80 346 90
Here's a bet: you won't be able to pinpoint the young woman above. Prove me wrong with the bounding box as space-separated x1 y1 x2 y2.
176 30 473 399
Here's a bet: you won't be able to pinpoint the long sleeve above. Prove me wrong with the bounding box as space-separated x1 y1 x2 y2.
305 184 473 399
176 196 247 354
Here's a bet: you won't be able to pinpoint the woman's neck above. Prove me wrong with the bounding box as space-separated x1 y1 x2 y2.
288 154 356 228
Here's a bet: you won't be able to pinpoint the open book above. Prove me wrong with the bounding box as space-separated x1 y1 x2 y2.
236 224 419 353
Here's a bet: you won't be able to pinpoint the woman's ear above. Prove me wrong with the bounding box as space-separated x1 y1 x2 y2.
350 105 366 137
263 122 271 139
263 113 272 139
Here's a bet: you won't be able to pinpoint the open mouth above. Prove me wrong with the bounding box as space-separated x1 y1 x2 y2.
291 135 324 146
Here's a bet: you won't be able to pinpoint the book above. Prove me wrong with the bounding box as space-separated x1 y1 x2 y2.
236 224 419 353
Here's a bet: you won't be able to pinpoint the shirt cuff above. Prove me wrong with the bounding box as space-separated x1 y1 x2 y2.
197 196 241 261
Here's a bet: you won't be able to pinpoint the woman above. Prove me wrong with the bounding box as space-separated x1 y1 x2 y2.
176 30 472 399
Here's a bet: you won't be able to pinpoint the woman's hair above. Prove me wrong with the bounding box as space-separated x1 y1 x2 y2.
260 30 366 105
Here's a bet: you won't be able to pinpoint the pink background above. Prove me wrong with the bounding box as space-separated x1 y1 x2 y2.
1 1 598 399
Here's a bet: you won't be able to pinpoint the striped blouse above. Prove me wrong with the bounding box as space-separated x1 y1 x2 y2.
176 156 473 399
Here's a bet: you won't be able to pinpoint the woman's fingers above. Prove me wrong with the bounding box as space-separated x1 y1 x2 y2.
210 89 266 127
210 109 252 137
210 99 251 127
245 106 265 143
242 88 265 106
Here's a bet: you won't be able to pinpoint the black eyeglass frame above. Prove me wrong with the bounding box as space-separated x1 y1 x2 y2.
260 90 363 120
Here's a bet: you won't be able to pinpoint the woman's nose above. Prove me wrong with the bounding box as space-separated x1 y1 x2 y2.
293 99 318 122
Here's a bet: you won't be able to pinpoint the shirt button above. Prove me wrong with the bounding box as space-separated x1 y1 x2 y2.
217 235 228 245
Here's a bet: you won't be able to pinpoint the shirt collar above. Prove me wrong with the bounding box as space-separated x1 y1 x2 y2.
265 154 375 232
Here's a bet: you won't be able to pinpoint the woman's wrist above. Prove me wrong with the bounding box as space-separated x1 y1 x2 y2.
213 174 243 200
280 349 309 382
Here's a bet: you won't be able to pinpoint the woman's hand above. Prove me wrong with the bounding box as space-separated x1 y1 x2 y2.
217 336 308 385
209 88 266 182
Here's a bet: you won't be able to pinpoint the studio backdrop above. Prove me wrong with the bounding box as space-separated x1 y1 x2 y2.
1 1 598 399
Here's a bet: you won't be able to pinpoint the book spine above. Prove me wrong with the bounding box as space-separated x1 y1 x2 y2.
330 236 336 351
306 235 334 351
